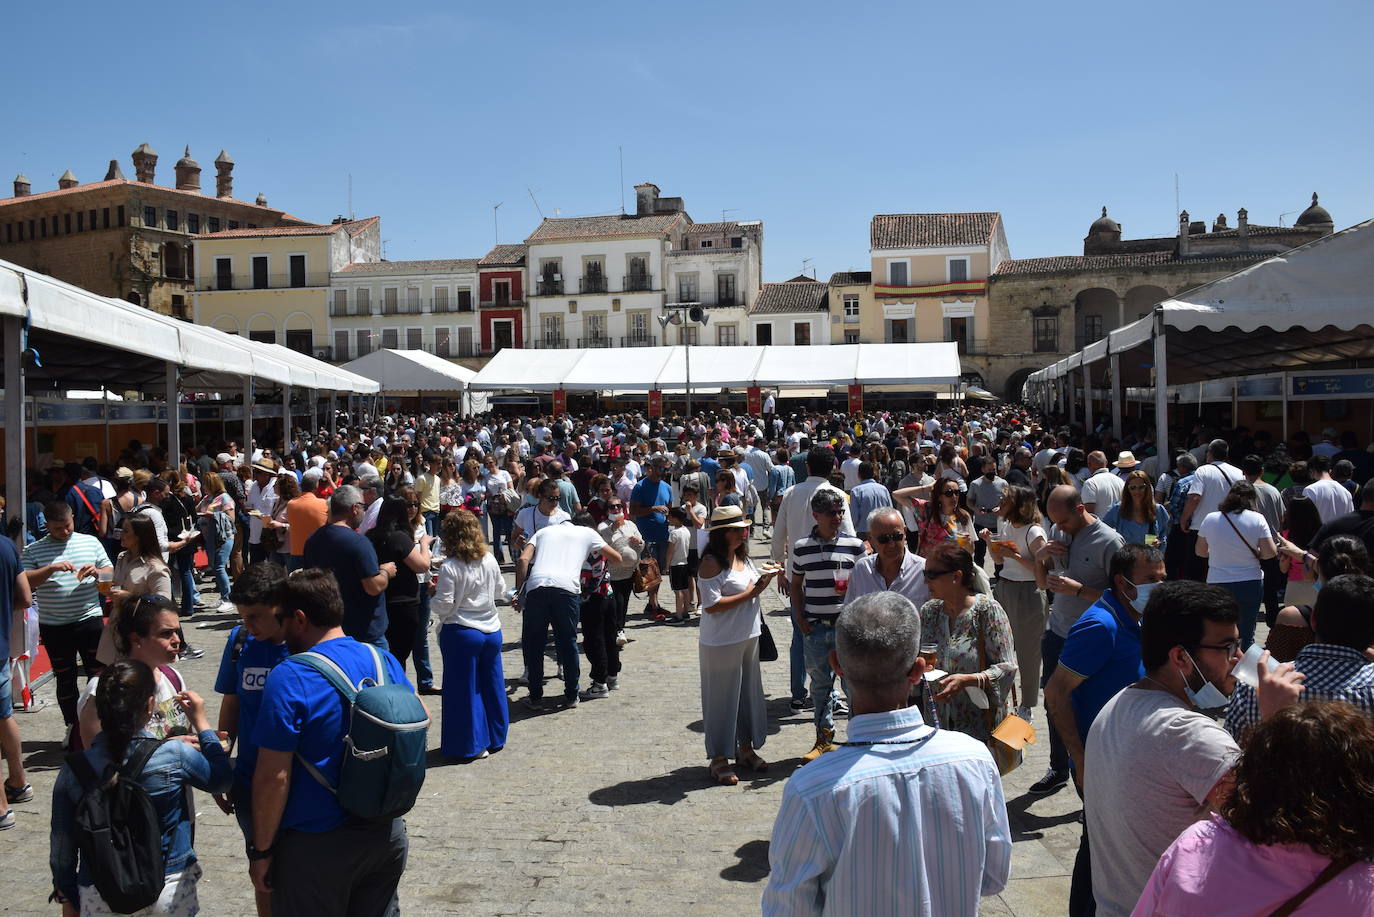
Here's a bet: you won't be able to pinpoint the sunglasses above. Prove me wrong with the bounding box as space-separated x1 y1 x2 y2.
874 532 905 545
922 568 954 580
406 501 421 507
818 508 846 518
940 490 960 497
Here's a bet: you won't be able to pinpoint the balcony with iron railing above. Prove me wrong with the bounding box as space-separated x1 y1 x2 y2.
578 336 614 348
202 271 330 292
536 279 563 296
527 337 570 349
621 334 656 348
580 275 608 294
623 273 653 292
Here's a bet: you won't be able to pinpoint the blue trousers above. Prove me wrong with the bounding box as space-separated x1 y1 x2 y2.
210 531 234 598
412 583 435 689
521 587 580 700
802 624 849 731
789 616 806 702
439 623 508 758
172 550 199 617
1216 579 1263 650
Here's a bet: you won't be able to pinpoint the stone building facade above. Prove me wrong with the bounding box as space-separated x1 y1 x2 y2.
0 144 307 317
984 196 1336 400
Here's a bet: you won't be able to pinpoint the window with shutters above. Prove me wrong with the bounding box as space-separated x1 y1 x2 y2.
458 326 474 357
542 314 563 345
888 261 908 286
716 324 738 346
332 289 348 316
435 327 451 357
679 325 698 345
947 258 969 282
384 288 398 315
677 273 698 303
252 256 269 289
406 287 420 313
186 213 198 234
716 273 737 307
457 289 473 312
289 255 306 288
355 288 371 316
382 328 399 349
144 207 157 228
433 287 450 313
166 210 179 232
793 323 811 345
356 330 372 356
334 330 349 360
1034 316 1058 353
406 328 422 350
215 258 233 291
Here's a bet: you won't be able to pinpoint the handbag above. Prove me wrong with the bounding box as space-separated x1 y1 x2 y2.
632 557 661 594
758 616 778 662
977 600 1035 776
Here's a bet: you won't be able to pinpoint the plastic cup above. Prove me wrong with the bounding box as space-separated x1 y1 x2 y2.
97 569 113 595
1230 643 1279 689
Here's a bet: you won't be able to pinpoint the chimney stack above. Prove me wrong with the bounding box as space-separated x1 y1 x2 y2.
256 193 268 207
215 150 234 199
13 174 30 197
1237 208 1249 246
174 146 201 192
1212 213 1228 232
131 142 158 183
634 182 660 216
1178 210 1191 257
104 159 125 181
58 169 78 190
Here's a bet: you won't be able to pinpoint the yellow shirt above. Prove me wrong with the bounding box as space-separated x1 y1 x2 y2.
414 472 442 513
375 456 388 477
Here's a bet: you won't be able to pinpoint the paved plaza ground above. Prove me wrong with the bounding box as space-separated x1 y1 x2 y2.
4 532 1098 916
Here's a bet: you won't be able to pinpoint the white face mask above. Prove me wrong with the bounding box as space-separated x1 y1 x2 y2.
1181 649 1230 713
608 511 624 522
1124 578 1162 613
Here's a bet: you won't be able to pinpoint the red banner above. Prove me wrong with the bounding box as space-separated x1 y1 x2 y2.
553 388 567 416
648 389 663 417
747 386 762 415
848 384 863 414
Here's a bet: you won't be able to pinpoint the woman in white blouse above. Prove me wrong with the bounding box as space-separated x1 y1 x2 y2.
431 510 508 761
696 505 780 786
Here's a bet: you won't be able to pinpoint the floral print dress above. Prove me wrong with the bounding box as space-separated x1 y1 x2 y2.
918 594 1018 741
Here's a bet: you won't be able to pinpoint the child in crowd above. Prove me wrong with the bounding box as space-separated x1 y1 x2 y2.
667 507 692 625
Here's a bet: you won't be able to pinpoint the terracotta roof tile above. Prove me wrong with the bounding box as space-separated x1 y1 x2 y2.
870 212 1000 249
527 211 685 242
829 271 872 285
479 243 528 266
683 221 739 235
338 258 478 275
194 216 377 240
747 281 829 315
991 250 1276 278
0 178 296 217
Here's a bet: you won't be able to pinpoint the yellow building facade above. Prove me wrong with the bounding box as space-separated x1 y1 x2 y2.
192 217 380 356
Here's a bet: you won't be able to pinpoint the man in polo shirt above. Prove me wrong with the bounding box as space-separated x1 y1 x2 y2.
790 487 866 762
303 486 397 649
21 502 112 729
215 562 291 917
629 456 673 618
1044 543 1164 917
249 569 415 915
286 470 330 571
413 452 442 536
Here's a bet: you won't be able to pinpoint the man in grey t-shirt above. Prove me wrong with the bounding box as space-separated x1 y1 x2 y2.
1084 580 1246 917
1030 485 1123 795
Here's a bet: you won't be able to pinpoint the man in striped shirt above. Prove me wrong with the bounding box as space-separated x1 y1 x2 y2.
790 488 866 761
20 502 112 727
763 592 1011 916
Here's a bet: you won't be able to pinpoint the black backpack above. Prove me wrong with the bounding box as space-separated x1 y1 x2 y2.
68 738 167 914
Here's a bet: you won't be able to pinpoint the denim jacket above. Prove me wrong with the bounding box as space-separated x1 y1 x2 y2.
50 728 232 902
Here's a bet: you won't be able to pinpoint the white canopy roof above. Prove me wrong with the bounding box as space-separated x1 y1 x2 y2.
341 348 477 393
469 342 963 391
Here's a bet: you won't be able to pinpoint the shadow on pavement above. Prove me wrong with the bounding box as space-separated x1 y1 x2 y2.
1005 790 1083 841
721 839 771 883
590 759 796 807
22 739 68 772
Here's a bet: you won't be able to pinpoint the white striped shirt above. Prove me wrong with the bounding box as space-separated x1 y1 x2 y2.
21 533 111 625
763 706 1012 916
790 528 865 618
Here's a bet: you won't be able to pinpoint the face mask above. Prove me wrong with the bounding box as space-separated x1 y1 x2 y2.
1124 578 1162 612
1181 650 1230 712
608 511 624 522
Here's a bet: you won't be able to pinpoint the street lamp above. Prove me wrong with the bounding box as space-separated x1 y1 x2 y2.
659 304 709 417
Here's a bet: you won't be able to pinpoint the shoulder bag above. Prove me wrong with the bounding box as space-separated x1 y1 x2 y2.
1222 512 1264 563
977 600 1035 776
1267 855 1357 917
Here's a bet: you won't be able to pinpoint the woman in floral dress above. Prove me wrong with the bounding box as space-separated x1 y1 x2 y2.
918 541 1018 741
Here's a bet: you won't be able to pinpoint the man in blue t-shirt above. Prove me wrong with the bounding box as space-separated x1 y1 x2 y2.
629 456 673 617
0 537 34 831
214 561 290 915
250 568 416 915
302 486 397 648
1044 542 1164 917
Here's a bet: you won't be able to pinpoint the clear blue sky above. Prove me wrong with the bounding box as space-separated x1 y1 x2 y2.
8 1 1368 280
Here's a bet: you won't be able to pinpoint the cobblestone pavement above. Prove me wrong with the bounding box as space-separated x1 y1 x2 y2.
3 532 1100 916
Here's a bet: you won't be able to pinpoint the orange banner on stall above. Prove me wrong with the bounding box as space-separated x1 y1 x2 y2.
848 384 863 414
553 388 567 416
747 386 762 415
648 389 663 417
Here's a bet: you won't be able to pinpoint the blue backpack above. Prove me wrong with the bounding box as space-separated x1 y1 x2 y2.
293 643 430 821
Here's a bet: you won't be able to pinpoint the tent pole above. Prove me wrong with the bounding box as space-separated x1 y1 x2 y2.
165 362 181 468
242 376 253 459
1069 370 1078 427
282 383 292 454
102 385 111 461
310 389 318 443
329 393 337 439
1110 353 1122 442
685 340 692 420
1153 314 1169 468
1281 374 1289 444
4 317 27 544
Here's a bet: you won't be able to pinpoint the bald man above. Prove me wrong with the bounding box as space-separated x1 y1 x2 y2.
1079 451 1123 515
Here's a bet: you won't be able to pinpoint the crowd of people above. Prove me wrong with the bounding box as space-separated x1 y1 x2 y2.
1 403 1372 915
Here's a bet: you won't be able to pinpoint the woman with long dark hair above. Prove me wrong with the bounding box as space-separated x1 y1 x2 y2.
1135 702 1374 915
158 471 202 620
195 471 235 611
366 495 433 669
97 515 172 665
695 506 779 786
51 658 231 915
1197 481 1277 650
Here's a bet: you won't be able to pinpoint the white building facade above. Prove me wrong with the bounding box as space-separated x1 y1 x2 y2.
327 258 481 361
663 220 763 346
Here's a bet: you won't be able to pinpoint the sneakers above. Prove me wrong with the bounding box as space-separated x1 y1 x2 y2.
522 696 546 713
1028 767 1070 795
789 696 814 711
615 630 628 646
4 783 33 804
563 692 579 709
832 698 850 717
216 600 235 613
579 682 609 700
801 727 838 763
606 676 619 691
178 644 205 661
0 811 13 831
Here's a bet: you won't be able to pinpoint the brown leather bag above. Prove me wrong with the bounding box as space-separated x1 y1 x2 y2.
632 557 661 594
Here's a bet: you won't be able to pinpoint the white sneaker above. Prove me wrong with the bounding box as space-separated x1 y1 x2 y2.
216 600 236 613
615 630 628 647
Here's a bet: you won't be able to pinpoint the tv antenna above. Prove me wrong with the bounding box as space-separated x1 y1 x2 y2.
348 173 354 220
492 202 503 245
618 146 625 214
721 208 739 223
527 186 545 218
801 257 814 279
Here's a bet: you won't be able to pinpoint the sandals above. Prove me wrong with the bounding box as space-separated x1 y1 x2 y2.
710 757 739 786
737 748 769 772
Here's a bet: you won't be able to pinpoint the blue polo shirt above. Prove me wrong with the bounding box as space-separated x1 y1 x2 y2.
303 524 385 644
253 636 410 833
630 477 671 543
213 625 290 789
1057 588 1145 744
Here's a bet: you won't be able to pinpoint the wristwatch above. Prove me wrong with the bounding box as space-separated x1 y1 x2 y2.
246 843 275 861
